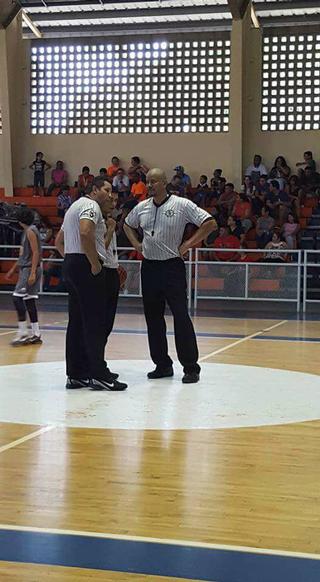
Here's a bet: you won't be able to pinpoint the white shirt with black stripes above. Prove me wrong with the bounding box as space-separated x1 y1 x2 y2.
62 197 107 262
125 194 212 260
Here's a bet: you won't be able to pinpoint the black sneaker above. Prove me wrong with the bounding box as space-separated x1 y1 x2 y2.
105 368 119 381
90 378 128 391
147 366 174 379
182 372 200 384
66 377 91 389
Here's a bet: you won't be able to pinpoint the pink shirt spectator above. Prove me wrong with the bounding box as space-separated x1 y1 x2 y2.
52 169 67 185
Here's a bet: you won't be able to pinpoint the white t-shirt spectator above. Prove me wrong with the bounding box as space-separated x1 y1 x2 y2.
245 163 268 182
112 175 130 190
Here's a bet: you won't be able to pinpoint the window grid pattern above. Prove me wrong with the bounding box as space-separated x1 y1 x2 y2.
30 38 230 135
262 33 320 131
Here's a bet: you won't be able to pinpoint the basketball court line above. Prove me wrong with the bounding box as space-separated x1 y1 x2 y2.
199 320 288 362
0 523 318 561
0 426 54 455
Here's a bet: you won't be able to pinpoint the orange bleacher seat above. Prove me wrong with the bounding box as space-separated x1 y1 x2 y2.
0 260 16 273
249 279 280 292
0 272 18 285
198 277 224 291
0 188 4 196
299 218 307 229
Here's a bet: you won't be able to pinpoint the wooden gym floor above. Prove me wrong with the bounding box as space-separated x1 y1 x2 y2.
0 300 320 581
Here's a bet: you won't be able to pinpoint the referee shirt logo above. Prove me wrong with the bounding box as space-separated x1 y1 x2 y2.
164 209 175 218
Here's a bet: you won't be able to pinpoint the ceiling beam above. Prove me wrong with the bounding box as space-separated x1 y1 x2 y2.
261 14 320 27
28 5 230 23
20 0 168 7
254 0 320 12
22 18 232 37
227 0 251 20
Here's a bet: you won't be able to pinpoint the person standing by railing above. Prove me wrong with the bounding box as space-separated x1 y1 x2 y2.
5 207 42 346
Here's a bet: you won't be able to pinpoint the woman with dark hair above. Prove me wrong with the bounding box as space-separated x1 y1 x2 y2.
264 232 288 263
269 156 291 184
282 212 300 249
128 156 149 182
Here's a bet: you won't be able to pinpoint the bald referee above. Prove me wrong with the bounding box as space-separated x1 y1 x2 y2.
124 168 217 383
55 177 127 391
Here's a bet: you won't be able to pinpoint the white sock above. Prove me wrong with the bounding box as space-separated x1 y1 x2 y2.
18 321 27 337
31 322 40 336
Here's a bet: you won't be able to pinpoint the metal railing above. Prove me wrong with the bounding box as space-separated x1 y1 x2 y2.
0 245 193 308
303 250 320 312
194 248 302 312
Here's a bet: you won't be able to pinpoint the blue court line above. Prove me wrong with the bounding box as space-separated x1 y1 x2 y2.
2 323 320 343
0 529 319 582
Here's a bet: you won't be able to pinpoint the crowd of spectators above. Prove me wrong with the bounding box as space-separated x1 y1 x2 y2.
25 149 320 264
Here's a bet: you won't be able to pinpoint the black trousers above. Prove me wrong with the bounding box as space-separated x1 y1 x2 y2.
63 255 119 379
141 257 200 374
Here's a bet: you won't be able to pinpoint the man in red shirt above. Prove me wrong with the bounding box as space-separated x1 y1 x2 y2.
77 166 94 198
212 226 240 261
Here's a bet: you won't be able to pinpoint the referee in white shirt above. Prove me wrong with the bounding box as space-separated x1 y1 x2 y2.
55 177 127 391
124 168 217 384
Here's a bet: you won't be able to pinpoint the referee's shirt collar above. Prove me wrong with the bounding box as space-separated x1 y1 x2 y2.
152 194 171 208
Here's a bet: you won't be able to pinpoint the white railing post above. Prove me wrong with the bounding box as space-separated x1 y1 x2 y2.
245 263 249 299
303 250 308 313
296 250 301 313
187 249 192 311
194 248 199 310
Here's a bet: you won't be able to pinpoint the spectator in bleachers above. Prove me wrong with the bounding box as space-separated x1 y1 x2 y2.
131 174 148 202
128 156 149 182
277 184 292 224
282 213 300 250
266 180 281 219
38 217 54 246
47 161 68 196
238 243 258 263
227 216 245 243
242 176 254 197
245 154 268 184
166 175 186 197
57 185 72 218
255 175 270 196
210 168 223 190
112 168 130 200
99 168 109 181
232 192 252 232
77 166 94 197
216 177 227 195
173 165 192 189
30 152 51 197
286 175 301 217
249 188 265 218
256 207 275 248
296 150 316 173
269 156 291 189
194 175 211 206
264 232 288 262
107 156 120 179
218 182 237 218
211 226 241 262
300 166 320 196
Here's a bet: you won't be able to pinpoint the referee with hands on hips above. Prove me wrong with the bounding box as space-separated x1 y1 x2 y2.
55 176 127 391
124 168 217 384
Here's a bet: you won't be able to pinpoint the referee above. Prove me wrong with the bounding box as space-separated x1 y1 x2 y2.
55 177 127 391
124 168 217 384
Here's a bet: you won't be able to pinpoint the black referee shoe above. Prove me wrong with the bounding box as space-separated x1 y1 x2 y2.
90 378 128 391
105 368 119 381
66 377 91 389
147 366 174 379
182 372 200 384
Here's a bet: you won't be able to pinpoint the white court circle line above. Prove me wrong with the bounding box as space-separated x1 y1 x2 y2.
0 360 319 430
